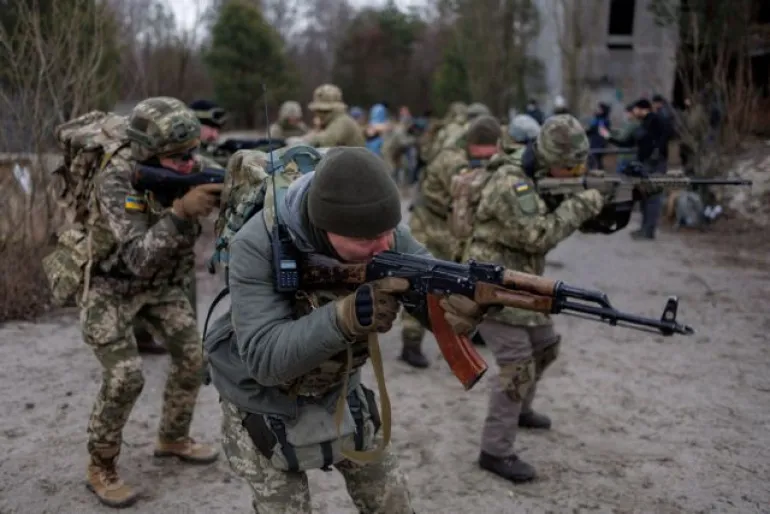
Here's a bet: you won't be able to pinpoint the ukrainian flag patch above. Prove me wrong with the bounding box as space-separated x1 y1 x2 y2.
514 181 530 194
125 195 147 212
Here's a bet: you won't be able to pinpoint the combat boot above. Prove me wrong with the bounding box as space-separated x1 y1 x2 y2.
86 457 139 508
400 345 429 368
154 437 219 464
478 451 536 483
518 410 552 430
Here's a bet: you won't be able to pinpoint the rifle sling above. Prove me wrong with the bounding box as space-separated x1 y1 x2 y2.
334 332 391 463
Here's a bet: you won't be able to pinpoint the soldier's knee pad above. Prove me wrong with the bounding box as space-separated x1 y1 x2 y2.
498 358 537 403
534 337 561 380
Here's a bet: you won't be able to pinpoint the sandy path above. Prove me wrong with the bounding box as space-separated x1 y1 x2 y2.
1 209 768 514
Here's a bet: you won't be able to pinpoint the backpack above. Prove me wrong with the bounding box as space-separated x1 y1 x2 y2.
448 161 494 240
41 111 130 306
203 145 324 335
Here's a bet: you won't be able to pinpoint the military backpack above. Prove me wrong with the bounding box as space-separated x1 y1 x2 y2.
41 111 130 307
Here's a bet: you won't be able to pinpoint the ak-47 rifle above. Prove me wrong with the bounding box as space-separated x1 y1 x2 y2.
131 164 225 207
537 162 753 234
299 250 695 391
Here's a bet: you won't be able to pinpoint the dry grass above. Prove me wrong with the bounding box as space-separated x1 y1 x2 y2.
0 156 63 323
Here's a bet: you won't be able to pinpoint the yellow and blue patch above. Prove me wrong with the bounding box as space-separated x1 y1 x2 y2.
124 195 147 212
514 181 530 194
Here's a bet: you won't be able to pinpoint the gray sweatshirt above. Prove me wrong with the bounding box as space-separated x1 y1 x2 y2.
204 171 430 419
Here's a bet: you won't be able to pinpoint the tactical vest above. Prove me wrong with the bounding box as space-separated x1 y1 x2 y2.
260 178 392 464
260 178 371 397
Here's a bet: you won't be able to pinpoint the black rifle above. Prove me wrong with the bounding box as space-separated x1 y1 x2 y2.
131 164 225 207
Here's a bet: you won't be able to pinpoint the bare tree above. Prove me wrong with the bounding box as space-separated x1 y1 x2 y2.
0 0 119 247
549 0 602 113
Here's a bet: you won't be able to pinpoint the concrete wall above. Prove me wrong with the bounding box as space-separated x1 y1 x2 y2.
529 0 679 122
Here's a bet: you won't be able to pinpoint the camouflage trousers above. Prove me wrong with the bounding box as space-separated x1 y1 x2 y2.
478 320 561 457
134 268 197 342
220 399 414 514
402 209 455 349
80 284 204 462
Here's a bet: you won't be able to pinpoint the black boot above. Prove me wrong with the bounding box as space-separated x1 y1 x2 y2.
518 410 552 430
400 346 429 368
478 452 536 483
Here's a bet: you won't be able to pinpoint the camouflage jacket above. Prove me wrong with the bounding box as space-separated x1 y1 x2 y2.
305 112 365 148
465 150 603 326
90 147 200 293
428 120 465 161
205 171 430 418
270 120 309 139
409 147 468 260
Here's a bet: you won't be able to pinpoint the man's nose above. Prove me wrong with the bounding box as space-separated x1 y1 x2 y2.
371 235 391 254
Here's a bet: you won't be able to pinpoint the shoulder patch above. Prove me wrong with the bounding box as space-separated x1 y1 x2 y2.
125 194 147 212
513 180 530 194
512 179 538 215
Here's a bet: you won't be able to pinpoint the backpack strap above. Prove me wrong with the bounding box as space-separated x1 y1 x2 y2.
80 141 130 304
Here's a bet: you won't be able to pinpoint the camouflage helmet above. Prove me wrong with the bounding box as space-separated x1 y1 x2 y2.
466 102 491 121
308 84 346 112
446 101 468 121
535 114 589 168
279 100 303 120
127 97 200 161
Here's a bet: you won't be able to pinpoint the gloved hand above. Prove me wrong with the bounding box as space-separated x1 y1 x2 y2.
575 188 605 215
439 295 483 336
172 183 224 219
335 277 410 339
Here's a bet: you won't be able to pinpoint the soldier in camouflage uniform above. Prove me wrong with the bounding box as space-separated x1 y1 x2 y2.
400 115 502 368
303 84 366 148
270 100 309 139
439 102 492 155
204 147 483 513
133 99 228 354
465 115 605 482
83 97 220 508
424 102 468 163
189 99 228 163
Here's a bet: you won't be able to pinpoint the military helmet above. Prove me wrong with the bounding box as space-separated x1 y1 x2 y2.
279 100 303 120
508 114 541 143
535 114 588 168
127 97 200 161
188 99 228 128
447 101 468 120
308 84 346 112
466 102 491 120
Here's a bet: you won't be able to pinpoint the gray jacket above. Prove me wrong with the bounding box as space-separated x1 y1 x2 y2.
204 171 430 419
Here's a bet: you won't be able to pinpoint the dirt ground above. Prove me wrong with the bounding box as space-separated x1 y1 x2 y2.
1 204 769 514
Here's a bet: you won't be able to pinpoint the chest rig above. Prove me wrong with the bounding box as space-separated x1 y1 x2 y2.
282 288 371 398
261 174 392 465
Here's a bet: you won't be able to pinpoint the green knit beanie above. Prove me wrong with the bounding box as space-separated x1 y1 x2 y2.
308 147 402 238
